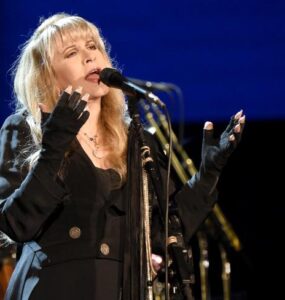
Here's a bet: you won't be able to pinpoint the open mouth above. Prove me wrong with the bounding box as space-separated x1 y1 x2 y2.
85 68 101 82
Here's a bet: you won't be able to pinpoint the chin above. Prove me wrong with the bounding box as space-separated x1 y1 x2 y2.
84 84 110 99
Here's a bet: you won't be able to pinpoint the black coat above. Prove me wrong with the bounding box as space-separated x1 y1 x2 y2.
0 112 217 299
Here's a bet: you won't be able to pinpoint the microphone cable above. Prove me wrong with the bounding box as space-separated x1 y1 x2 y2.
163 105 173 300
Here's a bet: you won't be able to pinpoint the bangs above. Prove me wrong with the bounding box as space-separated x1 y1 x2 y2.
55 22 100 46
39 16 105 59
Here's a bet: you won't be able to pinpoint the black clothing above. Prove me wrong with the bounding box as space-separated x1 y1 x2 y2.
0 112 217 299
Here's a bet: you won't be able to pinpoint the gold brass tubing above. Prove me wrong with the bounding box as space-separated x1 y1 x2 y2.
212 205 242 252
219 244 231 300
144 110 189 184
151 104 197 176
197 231 210 300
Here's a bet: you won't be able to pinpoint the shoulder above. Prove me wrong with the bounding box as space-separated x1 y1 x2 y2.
1 110 29 131
0 110 31 153
0 112 31 198
0 111 30 142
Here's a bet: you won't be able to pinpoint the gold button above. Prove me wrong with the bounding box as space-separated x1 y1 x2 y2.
69 226 81 239
100 243 110 255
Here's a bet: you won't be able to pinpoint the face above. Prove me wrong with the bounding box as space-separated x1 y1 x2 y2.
51 35 110 100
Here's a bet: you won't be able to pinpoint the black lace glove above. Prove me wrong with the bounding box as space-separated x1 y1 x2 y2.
39 89 89 175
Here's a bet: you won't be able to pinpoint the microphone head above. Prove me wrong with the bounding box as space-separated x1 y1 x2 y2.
99 68 126 87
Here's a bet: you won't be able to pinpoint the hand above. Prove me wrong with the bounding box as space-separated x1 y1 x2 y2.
39 86 90 174
201 110 245 173
151 253 163 272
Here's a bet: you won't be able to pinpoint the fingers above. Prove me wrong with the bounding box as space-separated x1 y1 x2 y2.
239 115 246 133
56 85 89 115
81 93 90 102
203 121 213 130
224 110 243 136
203 121 214 144
75 93 89 115
57 86 72 107
229 134 235 141
229 110 246 143
65 85 73 94
224 116 236 133
68 87 82 108
234 110 245 126
151 253 163 272
78 110 90 126
57 86 83 108
234 110 243 120
203 110 246 145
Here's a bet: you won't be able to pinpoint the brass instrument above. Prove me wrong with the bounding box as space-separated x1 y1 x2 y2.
197 230 210 300
219 244 231 300
140 101 242 300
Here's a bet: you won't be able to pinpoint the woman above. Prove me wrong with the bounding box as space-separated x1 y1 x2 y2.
0 13 245 299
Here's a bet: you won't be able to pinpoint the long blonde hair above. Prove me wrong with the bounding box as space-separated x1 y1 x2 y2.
12 13 128 180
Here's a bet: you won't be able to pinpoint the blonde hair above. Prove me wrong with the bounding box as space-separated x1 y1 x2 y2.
13 13 128 180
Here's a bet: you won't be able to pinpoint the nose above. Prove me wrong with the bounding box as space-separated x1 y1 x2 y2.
83 50 95 64
85 57 94 64
84 56 95 64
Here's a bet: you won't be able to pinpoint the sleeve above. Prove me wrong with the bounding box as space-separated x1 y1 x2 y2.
174 174 218 243
0 113 30 198
145 131 217 245
0 113 70 243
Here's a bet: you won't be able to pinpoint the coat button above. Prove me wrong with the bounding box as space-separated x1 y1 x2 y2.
69 226 81 239
100 243 110 256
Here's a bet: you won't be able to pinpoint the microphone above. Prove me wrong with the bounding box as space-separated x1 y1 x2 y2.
99 68 165 108
127 77 175 92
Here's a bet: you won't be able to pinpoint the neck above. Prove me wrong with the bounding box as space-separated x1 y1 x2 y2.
79 97 101 135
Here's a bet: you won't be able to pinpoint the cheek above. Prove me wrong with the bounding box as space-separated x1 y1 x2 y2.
53 60 81 89
99 53 112 68
55 68 79 89
54 66 67 88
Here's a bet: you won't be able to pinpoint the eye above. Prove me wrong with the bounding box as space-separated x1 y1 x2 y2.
65 51 77 58
88 43 97 50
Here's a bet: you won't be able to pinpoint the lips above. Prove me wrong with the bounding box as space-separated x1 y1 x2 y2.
85 68 101 83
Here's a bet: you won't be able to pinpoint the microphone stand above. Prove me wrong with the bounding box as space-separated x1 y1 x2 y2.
127 96 194 300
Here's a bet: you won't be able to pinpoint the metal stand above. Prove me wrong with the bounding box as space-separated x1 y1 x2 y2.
128 96 194 300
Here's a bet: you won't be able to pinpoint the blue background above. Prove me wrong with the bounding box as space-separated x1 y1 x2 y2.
1 0 285 123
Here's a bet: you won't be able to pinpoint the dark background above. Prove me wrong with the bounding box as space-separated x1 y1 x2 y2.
1 0 284 299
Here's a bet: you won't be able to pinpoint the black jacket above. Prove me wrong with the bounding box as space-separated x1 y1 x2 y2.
0 111 217 299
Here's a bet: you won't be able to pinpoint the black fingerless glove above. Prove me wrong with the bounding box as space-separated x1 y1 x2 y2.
188 114 245 196
175 114 245 242
201 115 244 174
0 91 89 242
39 90 89 176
